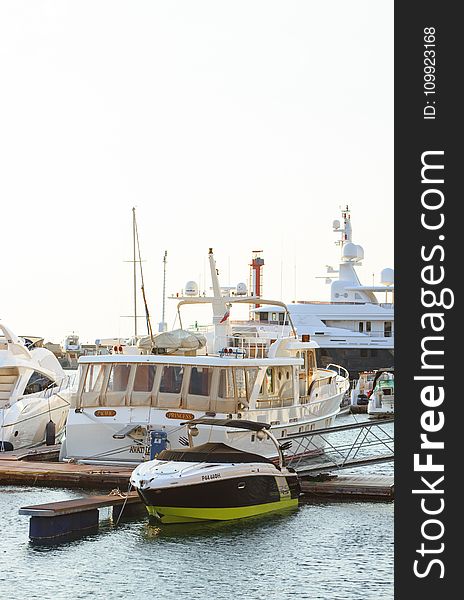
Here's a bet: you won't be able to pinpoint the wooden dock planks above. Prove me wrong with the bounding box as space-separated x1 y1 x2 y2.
0 459 132 488
300 475 394 500
19 491 141 516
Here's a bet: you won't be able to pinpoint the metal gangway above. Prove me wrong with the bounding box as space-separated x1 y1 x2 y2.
283 418 394 474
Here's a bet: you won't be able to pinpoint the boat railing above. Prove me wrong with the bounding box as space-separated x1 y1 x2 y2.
209 330 272 359
326 363 349 380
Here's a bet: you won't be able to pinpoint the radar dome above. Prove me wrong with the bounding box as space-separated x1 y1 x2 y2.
333 219 341 230
342 242 358 260
236 282 247 296
185 281 199 296
356 245 364 260
380 268 394 286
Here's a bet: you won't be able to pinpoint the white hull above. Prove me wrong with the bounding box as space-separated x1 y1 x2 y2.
1 391 71 450
63 388 345 465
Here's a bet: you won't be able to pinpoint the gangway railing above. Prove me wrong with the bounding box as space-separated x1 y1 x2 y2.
283 418 394 474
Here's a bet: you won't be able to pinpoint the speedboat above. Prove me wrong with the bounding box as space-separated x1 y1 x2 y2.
1 323 72 451
367 369 394 418
130 418 300 523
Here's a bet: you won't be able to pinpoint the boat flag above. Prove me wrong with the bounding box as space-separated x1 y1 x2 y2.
219 308 230 323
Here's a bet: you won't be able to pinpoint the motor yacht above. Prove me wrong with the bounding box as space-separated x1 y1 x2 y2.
1 323 72 451
60 293 349 465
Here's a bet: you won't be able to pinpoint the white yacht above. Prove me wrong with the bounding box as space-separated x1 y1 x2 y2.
61 334 81 354
253 207 394 377
367 369 394 418
1 323 72 451
60 292 349 466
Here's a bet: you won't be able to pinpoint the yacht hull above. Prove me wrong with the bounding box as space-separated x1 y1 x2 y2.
137 474 300 523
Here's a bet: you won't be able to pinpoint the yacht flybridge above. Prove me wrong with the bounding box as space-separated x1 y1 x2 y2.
0 323 71 451
61 290 349 465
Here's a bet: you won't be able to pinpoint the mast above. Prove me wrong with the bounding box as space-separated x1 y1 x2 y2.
160 251 167 332
132 207 137 337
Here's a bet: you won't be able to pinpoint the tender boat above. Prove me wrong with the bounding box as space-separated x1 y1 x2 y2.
130 418 300 523
1 323 72 451
367 369 394 418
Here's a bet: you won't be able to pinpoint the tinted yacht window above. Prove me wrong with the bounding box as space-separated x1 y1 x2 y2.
24 371 54 395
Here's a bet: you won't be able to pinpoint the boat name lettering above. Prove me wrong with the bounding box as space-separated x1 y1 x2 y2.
94 410 117 417
201 473 221 481
129 445 150 454
166 412 195 420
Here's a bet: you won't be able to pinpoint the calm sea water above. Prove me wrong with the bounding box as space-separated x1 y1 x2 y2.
0 416 393 600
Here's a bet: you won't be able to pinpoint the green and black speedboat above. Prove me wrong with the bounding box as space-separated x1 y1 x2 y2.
130 418 300 523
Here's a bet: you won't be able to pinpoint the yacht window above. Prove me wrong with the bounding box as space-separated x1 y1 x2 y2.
264 367 275 395
371 349 378 357
84 364 105 392
107 364 131 392
246 368 258 393
358 322 364 333
189 367 212 396
218 369 235 399
306 351 316 370
384 322 392 337
366 321 372 332
271 313 277 322
133 365 156 392
360 349 368 358
234 368 247 399
259 312 269 322
23 371 54 395
159 366 184 394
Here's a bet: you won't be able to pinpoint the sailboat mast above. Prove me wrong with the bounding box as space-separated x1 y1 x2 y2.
161 251 167 331
132 207 137 337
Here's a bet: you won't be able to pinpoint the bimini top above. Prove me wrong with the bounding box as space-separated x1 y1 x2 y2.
157 442 274 465
182 418 271 431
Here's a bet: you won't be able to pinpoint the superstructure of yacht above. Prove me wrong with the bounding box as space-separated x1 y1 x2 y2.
1 323 72 451
254 207 394 377
60 251 349 465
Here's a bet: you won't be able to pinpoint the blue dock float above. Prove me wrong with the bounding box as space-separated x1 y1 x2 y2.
19 492 144 542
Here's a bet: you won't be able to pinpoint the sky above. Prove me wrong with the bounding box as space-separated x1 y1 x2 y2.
0 0 393 343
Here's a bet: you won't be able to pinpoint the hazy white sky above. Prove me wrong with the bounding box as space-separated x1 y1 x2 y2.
1 0 393 343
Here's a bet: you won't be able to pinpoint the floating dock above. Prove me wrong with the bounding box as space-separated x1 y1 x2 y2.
300 475 394 500
0 459 132 488
19 491 144 542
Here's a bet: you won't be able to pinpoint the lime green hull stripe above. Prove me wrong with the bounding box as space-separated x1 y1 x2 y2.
146 498 298 523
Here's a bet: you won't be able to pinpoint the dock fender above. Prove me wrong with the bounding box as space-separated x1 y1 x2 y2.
45 420 56 446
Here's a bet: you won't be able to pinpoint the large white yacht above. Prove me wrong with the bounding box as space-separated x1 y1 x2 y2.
254 207 394 377
0 323 72 451
60 273 349 466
